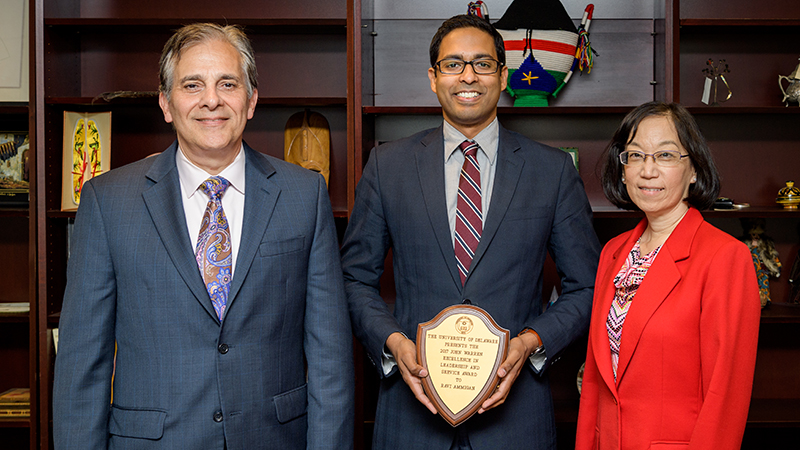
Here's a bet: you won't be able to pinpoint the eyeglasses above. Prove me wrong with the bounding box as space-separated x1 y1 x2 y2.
619 150 690 167
435 58 503 75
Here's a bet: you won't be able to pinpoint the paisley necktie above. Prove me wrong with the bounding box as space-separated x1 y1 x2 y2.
195 176 233 319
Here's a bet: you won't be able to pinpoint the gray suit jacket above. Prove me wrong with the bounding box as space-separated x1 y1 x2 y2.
341 125 600 449
53 142 354 450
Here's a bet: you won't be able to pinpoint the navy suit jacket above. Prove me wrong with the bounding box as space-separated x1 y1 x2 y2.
53 142 354 450
341 125 600 450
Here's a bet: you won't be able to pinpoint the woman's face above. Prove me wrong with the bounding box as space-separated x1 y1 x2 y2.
622 115 697 220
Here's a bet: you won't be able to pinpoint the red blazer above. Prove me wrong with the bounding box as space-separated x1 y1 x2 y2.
576 208 761 450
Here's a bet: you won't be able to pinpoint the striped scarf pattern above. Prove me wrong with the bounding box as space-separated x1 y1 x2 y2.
607 240 661 381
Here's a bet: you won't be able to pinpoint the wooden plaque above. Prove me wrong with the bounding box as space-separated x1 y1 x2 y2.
416 304 509 427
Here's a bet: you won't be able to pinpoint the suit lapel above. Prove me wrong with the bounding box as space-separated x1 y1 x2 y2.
591 220 645 392
469 126 523 275
227 144 279 309
416 127 462 289
417 126 525 288
614 208 702 384
142 143 219 322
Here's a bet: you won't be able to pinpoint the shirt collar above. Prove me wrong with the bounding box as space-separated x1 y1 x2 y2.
176 144 246 199
443 118 499 166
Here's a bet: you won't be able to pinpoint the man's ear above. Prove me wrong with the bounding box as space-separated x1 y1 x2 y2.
158 92 173 124
247 88 258 120
428 67 438 94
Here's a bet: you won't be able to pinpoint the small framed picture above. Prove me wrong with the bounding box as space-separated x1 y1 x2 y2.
559 147 579 171
61 111 111 211
0 132 30 206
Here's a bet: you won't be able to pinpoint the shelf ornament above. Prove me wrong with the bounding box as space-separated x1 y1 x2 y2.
740 218 781 309
778 57 800 107
564 5 595 87
776 180 800 210
284 109 330 186
701 59 731 106
0 133 29 206
467 1 490 20
93 91 159 103
492 0 595 107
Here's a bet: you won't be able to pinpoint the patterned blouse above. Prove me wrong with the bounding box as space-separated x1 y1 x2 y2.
607 239 661 381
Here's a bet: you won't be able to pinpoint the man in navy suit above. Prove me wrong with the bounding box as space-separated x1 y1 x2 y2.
52 23 353 449
341 15 600 449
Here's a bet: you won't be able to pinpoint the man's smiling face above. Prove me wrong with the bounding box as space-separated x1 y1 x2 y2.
427 27 507 139
159 38 257 162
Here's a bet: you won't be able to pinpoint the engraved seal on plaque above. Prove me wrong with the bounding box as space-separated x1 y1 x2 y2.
417 304 509 427
455 316 474 334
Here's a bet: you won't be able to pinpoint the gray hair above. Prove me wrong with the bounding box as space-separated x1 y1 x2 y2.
159 23 258 100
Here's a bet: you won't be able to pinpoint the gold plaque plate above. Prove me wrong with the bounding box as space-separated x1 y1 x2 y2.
417 304 509 427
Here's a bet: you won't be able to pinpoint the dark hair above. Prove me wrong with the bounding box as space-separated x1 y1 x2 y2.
600 101 720 211
429 14 506 68
159 23 258 100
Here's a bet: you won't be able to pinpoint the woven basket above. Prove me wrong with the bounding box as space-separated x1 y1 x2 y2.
498 29 578 106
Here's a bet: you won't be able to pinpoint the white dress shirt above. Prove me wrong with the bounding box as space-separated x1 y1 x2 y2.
443 118 499 243
176 145 246 277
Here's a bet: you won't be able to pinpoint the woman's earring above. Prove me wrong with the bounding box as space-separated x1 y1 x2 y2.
691 176 697 183
621 176 626 183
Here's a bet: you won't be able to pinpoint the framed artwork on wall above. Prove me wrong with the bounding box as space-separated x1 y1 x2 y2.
0 132 29 206
61 111 111 211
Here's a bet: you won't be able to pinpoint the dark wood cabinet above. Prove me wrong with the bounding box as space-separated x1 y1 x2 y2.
677 0 800 437
30 1 355 449
15 0 800 448
0 99 36 450
352 0 800 448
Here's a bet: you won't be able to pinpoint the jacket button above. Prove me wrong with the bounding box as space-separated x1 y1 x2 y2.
218 343 229 354
213 411 224 422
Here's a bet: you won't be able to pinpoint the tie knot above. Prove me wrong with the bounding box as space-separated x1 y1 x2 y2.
200 176 230 201
459 140 479 158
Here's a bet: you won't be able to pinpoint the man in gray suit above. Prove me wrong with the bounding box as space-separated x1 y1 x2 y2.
341 15 600 449
53 23 353 449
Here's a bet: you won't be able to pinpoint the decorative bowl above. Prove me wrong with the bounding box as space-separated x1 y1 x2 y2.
776 181 800 209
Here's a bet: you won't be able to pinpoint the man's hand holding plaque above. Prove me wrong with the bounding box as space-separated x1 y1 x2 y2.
479 328 541 414
415 305 511 427
385 332 438 415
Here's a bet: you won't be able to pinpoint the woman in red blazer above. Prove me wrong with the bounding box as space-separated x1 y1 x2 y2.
575 102 761 450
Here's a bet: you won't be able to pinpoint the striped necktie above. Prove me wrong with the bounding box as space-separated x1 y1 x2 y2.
195 176 233 319
454 140 482 285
